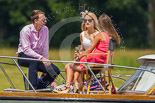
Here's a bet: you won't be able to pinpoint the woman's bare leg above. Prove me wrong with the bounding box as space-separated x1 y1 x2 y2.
53 63 73 92
72 63 83 81
56 63 82 91
65 63 74 87
73 71 79 82
78 72 83 91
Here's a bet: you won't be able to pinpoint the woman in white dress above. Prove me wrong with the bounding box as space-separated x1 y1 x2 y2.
53 11 101 93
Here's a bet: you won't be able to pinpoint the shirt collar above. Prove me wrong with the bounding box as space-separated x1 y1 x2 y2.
30 24 43 33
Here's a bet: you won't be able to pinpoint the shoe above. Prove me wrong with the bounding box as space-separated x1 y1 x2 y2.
53 86 70 93
52 89 58 93
53 87 62 93
73 82 79 93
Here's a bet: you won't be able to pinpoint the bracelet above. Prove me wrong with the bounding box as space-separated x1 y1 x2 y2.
41 57 44 60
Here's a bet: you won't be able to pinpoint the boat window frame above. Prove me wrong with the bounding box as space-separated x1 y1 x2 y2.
117 60 155 93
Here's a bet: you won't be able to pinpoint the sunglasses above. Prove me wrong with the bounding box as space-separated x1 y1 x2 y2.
83 19 93 23
38 18 47 22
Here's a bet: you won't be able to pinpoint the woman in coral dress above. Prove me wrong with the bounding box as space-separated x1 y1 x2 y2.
79 32 109 70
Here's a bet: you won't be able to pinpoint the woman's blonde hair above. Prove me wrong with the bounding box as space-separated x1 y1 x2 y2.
99 13 120 45
81 11 101 32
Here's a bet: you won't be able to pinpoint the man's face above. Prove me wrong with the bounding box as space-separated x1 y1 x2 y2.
36 14 47 28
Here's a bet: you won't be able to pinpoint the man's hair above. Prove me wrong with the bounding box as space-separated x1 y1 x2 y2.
30 10 45 23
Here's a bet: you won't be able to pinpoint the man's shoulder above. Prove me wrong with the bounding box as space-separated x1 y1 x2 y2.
41 26 49 34
21 24 33 32
42 26 48 30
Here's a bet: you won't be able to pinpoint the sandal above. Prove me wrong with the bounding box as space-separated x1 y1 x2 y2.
53 86 70 93
73 82 79 93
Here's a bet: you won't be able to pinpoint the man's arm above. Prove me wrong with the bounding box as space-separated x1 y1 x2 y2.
41 28 49 59
40 28 51 67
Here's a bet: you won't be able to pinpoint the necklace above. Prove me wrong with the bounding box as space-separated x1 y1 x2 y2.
87 30 97 37
87 32 91 37
86 31 97 40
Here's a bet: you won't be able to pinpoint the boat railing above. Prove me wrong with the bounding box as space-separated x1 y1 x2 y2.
0 56 155 94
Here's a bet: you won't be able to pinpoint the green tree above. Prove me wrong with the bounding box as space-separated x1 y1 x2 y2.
0 0 154 48
147 0 155 47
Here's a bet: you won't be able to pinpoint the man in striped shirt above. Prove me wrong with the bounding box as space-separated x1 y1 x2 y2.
17 10 60 90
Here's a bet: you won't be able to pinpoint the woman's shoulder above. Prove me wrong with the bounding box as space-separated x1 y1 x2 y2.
95 32 104 36
100 32 107 35
80 31 86 36
94 32 104 40
95 32 110 41
100 32 110 38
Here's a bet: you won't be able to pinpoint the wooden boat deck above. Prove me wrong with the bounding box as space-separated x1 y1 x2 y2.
0 91 155 102
1 56 155 102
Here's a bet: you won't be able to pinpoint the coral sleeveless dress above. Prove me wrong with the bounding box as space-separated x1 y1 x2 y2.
80 32 110 70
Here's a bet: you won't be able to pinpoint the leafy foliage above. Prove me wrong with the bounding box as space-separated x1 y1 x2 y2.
0 0 154 48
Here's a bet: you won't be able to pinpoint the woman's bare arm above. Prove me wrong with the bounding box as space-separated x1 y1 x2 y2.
79 32 105 59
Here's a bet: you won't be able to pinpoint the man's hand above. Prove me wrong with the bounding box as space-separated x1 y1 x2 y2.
42 57 51 67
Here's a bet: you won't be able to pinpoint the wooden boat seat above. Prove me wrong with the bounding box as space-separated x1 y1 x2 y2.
81 39 117 94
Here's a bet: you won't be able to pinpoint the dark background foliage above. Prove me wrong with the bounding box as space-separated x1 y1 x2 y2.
0 0 155 48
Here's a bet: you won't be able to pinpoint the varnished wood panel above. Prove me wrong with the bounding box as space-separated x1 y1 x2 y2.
0 91 155 100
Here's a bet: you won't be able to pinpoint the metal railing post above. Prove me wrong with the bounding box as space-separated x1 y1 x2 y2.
0 64 15 89
12 59 36 92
